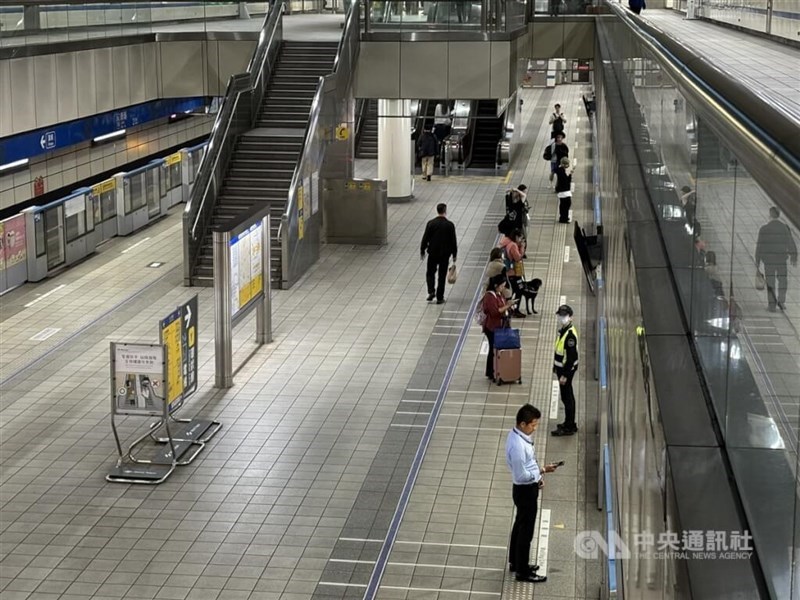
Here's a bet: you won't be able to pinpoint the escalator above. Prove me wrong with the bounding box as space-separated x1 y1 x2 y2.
464 100 503 169
356 99 378 159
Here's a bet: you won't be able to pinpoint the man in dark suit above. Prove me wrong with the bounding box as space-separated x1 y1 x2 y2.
420 203 458 304
756 206 797 312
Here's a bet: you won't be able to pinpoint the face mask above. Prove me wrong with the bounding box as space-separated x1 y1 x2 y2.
558 315 571 326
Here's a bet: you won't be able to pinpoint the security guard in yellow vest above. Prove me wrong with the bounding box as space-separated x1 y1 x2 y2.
552 304 579 436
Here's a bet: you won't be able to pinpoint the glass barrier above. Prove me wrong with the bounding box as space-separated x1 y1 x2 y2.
532 0 593 15
599 12 800 598
0 2 270 48
664 0 800 43
364 0 528 33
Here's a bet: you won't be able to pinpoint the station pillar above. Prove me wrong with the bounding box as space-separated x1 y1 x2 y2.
378 99 414 202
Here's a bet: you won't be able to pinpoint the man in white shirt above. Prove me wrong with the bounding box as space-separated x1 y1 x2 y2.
505 404 558 583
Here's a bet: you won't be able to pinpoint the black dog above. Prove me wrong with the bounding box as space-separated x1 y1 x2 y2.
519 278 542 315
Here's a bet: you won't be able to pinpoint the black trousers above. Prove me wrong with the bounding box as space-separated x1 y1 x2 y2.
558 195 572 222
484 329 495 378
510 483 540 575
559 371 576 429
426 255 449 301
763 262 788 307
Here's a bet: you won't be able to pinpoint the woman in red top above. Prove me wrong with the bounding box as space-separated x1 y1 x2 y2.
483 275 516 380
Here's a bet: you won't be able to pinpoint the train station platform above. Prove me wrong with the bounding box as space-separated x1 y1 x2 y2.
0 86 601 599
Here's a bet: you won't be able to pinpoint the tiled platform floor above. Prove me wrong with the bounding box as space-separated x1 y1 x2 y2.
0 87 601 600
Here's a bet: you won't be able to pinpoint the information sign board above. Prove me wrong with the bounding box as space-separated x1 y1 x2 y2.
111 343 165 416
159 294 199 411
229 222 264 319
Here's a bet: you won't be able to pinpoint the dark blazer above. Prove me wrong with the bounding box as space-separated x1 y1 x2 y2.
418 132 438 158
555 167 572 193
421 216 458 261
756 219 798 266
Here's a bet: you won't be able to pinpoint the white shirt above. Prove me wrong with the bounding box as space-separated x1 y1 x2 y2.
505 427 542 485
434 103 451 125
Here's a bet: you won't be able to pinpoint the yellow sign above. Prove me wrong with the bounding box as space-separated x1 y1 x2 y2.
335 125 349 141
92 179 115 195
165 152 182 166
359 181 372 191
345 181 357 190
161 317 183 405
298 187 305 240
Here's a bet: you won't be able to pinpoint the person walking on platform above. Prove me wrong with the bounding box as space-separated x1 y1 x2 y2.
548 132 569 183
549 103 567 140
506 404 558 583
418 128 438 182
420 203 458 304
628 0 646 14
756 206 797 312
554 157 574 223
551 304 579 436
482 275 516 380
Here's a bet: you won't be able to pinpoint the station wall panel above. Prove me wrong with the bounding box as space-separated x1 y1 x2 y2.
112 46 132 108
56 53 79 123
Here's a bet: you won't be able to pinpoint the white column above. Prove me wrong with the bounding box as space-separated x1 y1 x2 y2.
378 99 413 202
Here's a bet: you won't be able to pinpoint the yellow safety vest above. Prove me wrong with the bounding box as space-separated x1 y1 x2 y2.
554 324 579 368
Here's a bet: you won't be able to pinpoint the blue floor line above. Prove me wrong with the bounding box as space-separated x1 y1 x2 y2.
362 240 496 600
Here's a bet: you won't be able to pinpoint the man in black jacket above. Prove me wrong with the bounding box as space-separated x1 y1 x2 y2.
756 206 798 312
418 129 438 182
420 203 458 304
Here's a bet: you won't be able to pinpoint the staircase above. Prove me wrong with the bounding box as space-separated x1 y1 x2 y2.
468 100 503 169
356 99 378 159
192 41 338 287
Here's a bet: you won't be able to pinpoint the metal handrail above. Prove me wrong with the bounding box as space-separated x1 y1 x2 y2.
604 0 800 229
183 1 284 282
280 0 360 238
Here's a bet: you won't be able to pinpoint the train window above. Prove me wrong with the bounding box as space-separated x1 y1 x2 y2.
102 190 116 220
65 196 87 243
45 206 65 270
127 173 145 214
159 165 168 198
146 169 160 218
86 195 95 233
35 214 45 257
167 162 181 191
91 194 102 225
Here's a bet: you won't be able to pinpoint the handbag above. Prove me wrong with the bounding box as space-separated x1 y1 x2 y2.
755 271 765 291
447 263 458 284
494 327 521 350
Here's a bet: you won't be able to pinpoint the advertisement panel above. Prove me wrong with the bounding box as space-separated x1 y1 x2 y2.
112 343 165 416
3 215 26 268
160 308 184 412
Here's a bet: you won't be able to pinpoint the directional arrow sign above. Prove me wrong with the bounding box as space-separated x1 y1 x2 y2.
40 135 46 149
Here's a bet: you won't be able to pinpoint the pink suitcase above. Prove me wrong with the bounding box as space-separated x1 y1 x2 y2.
494 348 522 385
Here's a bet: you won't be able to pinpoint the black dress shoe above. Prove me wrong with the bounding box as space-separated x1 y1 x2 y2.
436 299 446 304
515 573 547 583
427 294 435 302
551 427 575 437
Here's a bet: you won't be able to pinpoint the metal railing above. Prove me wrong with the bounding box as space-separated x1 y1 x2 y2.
182 1 284 285
279 0 360 287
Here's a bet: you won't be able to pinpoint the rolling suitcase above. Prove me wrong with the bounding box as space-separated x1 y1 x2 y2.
494 348 522 385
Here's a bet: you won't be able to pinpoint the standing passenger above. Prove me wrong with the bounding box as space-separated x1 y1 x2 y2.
628 0 646 14
506 404 557 583
433 102 452 143
551 304 579 436
420 203 458 304
554 157 574 223
482 275 516 380
549 103 567 140
548 132 569 182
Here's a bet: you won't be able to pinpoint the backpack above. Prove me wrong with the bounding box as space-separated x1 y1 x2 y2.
543 143 553 161
552 115 564 132
475 293 490 327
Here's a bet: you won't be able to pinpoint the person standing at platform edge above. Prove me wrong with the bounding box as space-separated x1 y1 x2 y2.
420 203 458 304
552 304 579 437
506 404 558 583
756 206 797 312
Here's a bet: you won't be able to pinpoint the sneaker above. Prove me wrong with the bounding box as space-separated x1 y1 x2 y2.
427 294 435 302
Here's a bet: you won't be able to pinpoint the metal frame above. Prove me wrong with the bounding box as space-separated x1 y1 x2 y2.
213 215 272 388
